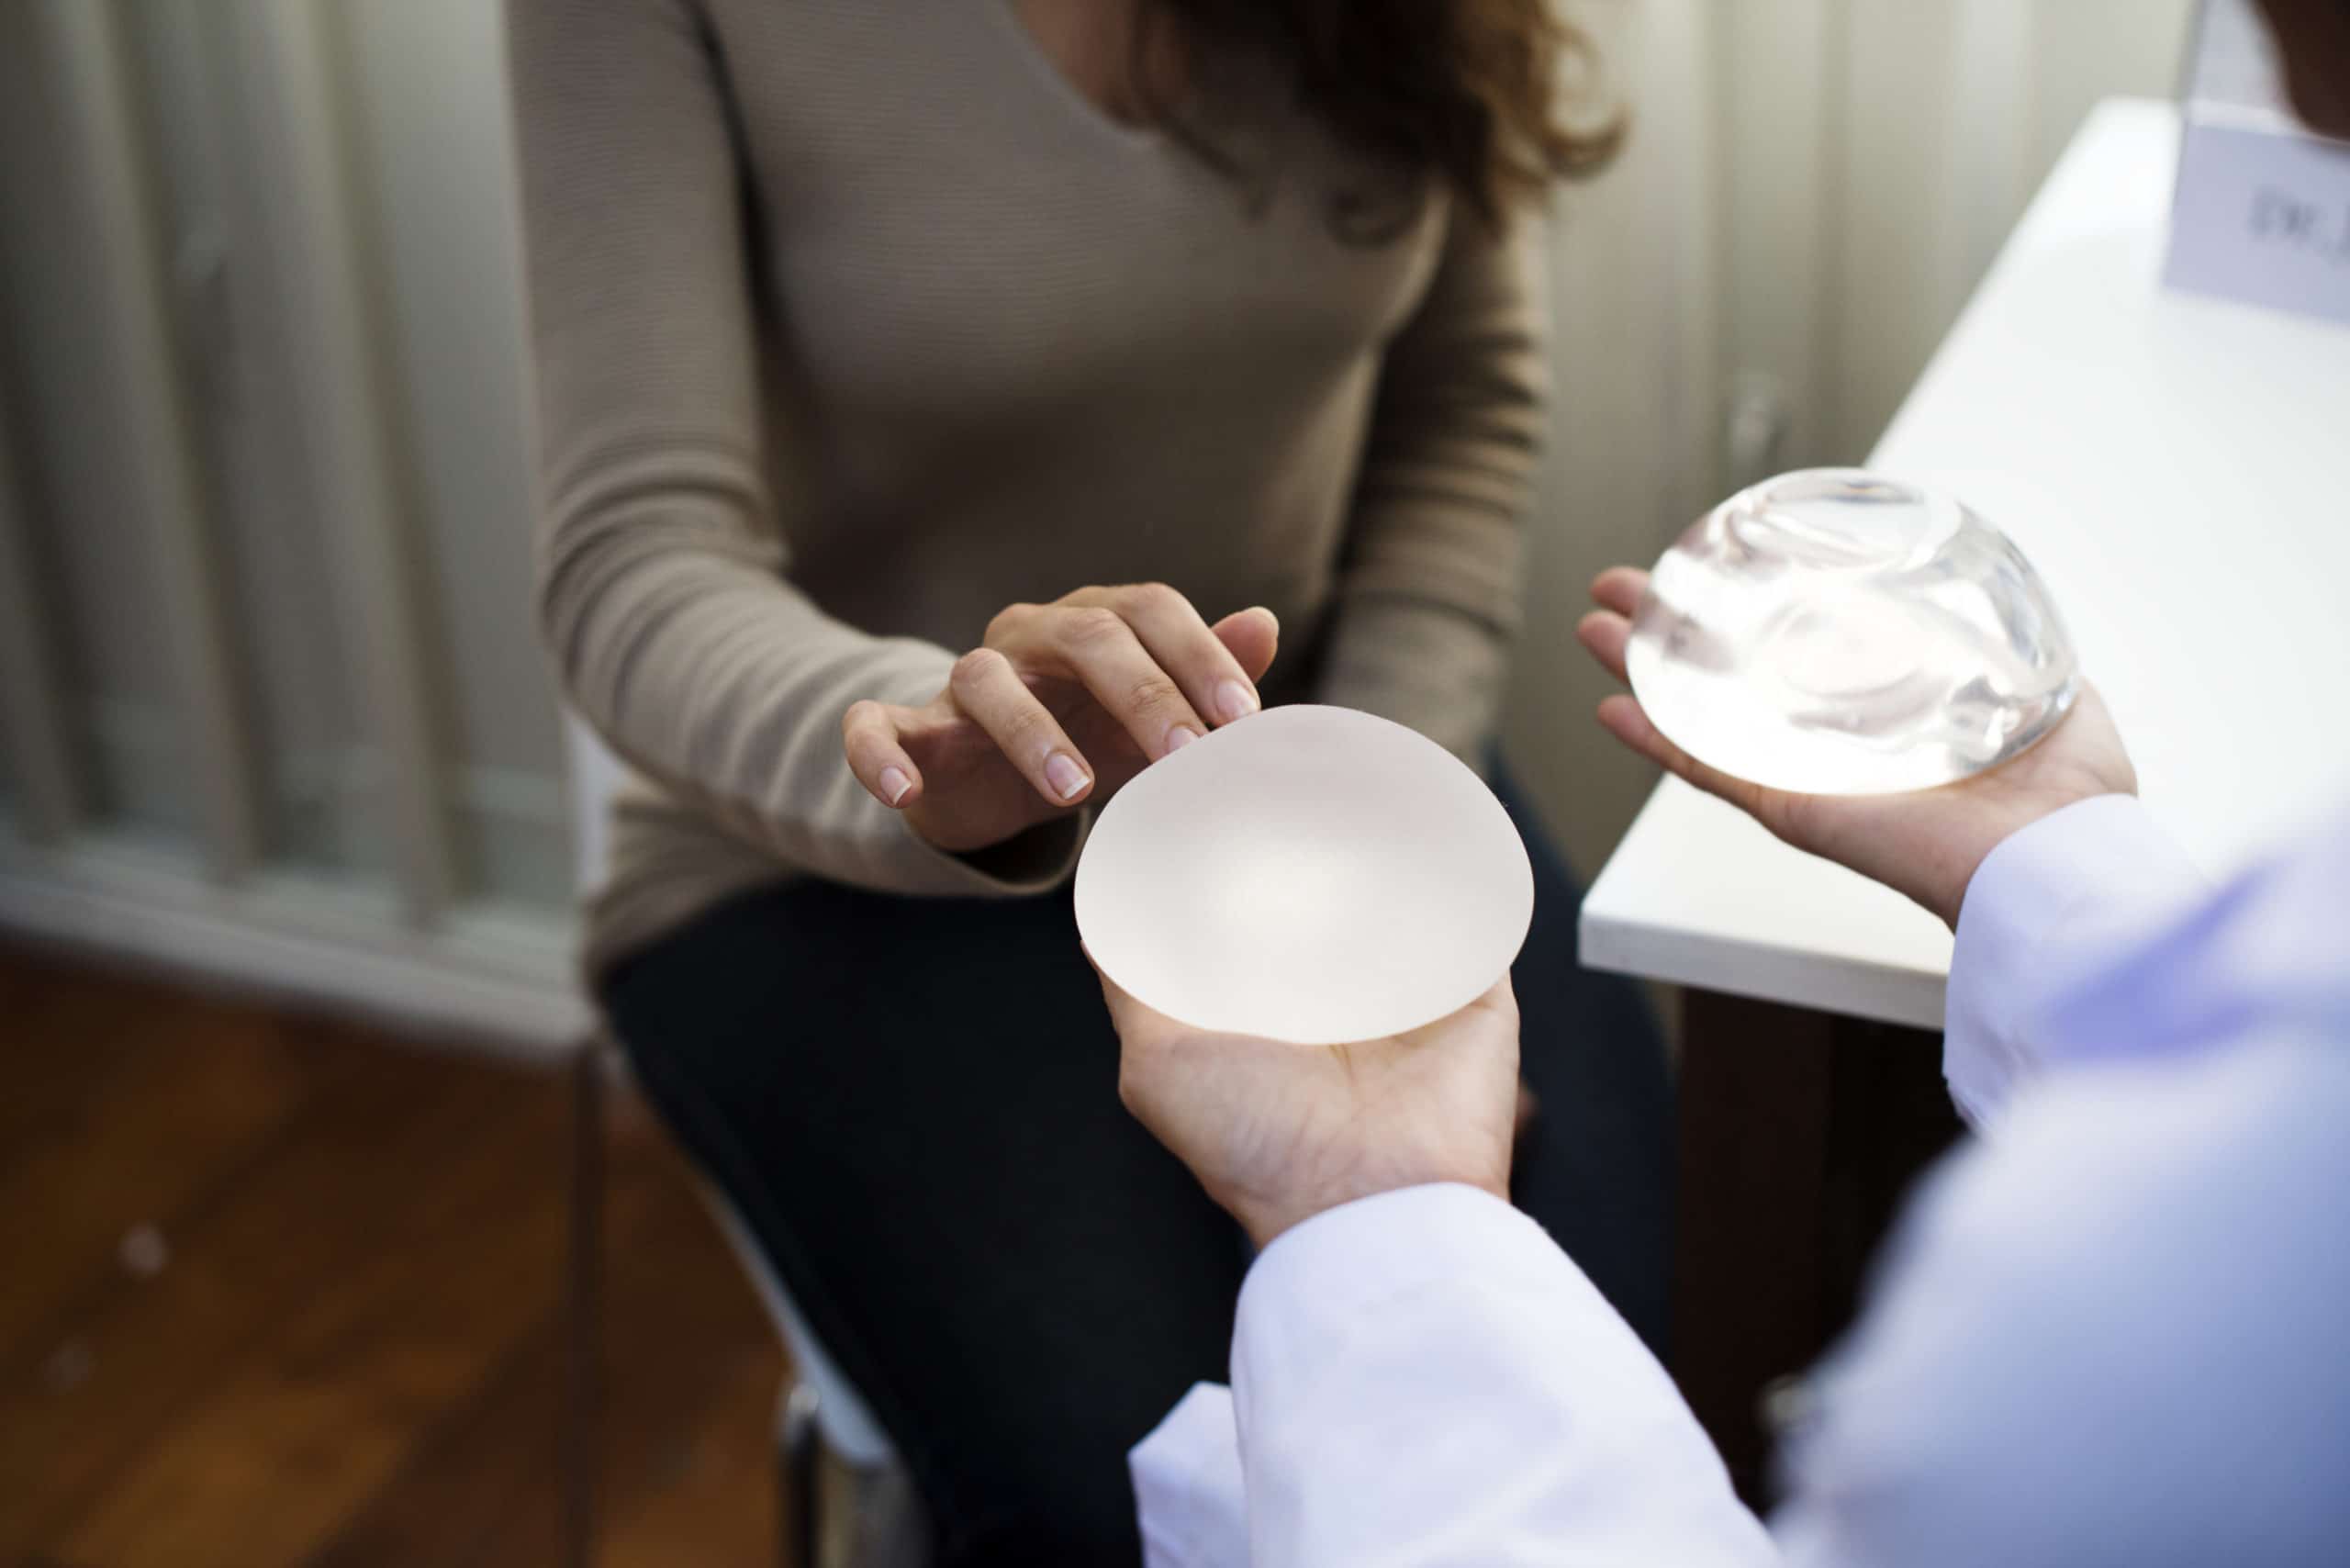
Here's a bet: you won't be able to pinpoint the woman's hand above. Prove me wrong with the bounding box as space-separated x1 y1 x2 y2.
1099 968 1520 1250
1575 566 2138 929
845 585 1280 854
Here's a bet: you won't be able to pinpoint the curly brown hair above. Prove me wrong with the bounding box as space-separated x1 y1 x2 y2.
1146 0 1623 229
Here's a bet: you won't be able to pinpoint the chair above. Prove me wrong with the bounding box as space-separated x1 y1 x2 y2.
563 716 925 1568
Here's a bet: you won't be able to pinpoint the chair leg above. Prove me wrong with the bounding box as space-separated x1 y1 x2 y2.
780 1380 822 1568
563 1045 606 1568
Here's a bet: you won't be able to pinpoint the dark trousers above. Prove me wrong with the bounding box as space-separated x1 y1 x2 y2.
603 767 1672 1566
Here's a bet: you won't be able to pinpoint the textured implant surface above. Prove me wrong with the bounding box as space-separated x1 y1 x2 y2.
1627 470 2080 795
1074 705 1533 1044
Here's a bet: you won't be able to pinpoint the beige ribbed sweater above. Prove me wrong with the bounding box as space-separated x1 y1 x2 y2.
508 0 1551 977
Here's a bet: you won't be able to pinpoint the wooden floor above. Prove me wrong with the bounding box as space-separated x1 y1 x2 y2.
0 942 784 1568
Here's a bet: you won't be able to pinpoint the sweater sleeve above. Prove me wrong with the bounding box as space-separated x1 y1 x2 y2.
1314 199 1550 764
508 0 1078 896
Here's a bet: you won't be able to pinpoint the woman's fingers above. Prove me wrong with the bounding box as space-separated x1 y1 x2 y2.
1575 610 1632 685
859 589 1281 824
1591 566 1649 619
1211 606 1281 685
948 647 1096 806
843 700 923 809
898 588 1275 821
1040 605 1211 759
1076 585 1261 731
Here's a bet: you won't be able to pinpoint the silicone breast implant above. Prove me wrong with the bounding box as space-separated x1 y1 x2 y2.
1625 469 2080 795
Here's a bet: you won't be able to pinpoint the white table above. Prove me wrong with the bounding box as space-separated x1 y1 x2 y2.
1581 98 2350 1031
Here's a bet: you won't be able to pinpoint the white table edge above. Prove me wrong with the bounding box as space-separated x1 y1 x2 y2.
1577 907 1949 1033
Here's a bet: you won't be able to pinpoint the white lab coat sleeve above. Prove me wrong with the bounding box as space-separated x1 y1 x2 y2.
1942 793 2205 1126
1775 802 2350 1567
1771 1036 2350 1568
1131 1383 1250 1568
1226 1183 1776 1568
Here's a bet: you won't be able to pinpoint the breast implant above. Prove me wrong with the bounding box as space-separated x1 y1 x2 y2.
1625 469 2080 795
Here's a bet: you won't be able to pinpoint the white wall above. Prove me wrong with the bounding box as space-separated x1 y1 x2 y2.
1707 0 2199 476
1505 0 1723 879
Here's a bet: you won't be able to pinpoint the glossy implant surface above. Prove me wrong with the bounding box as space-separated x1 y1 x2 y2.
1075 705 1533 1045
1626 470 2079 795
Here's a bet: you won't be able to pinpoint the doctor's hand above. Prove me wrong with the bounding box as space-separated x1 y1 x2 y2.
844 587 1279 855
1097 969 1520 1250
1575 566 2138 929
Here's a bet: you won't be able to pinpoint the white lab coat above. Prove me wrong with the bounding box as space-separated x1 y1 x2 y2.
1131 796 2350 1566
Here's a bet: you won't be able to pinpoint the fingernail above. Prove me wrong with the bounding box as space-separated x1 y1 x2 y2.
1046 752 1089 801
1214 679 1258 723
880 766 912 806
1165 725 1201 754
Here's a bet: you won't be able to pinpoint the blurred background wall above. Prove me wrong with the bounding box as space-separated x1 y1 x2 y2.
0 0 2194 1050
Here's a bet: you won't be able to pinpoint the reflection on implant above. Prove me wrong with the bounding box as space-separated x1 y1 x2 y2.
1626 470 2080 795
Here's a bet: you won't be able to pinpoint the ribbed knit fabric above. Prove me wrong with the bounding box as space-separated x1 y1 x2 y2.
507 0 1553 976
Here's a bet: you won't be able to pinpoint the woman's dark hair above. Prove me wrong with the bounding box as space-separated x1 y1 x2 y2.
1145 0 1623 228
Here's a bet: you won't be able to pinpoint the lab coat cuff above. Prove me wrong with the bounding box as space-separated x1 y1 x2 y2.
1130 1382 1248 1568
1233 1183 1577 1406
1947 794 2204 1126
